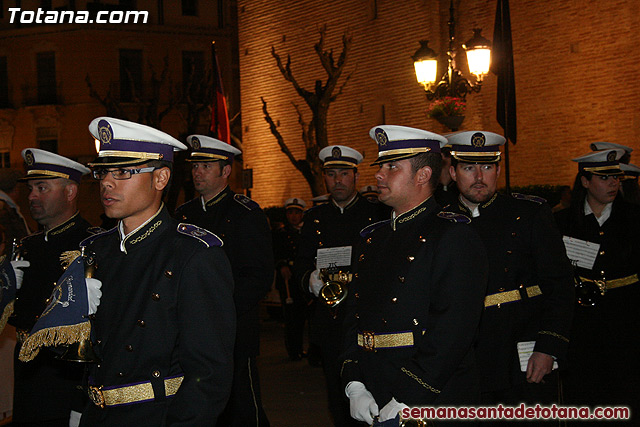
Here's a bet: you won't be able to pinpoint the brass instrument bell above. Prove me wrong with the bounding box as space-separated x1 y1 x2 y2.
319 269 349 308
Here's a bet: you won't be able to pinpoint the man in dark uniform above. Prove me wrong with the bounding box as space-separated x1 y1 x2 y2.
555 149 640 424
294 145 386 426
341 125 487 425
9 149 94 427
272 197 307 361
175 135 273 427
79 117 235 426
446 131 574 418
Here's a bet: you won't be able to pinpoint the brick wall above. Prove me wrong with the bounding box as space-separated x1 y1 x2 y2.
238 0 640 208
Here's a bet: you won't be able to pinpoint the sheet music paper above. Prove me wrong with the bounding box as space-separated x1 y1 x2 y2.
316 246 352 269
517 341 558 372
562 236 600 270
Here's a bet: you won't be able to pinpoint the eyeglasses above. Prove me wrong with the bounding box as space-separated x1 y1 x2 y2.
92 167 156 180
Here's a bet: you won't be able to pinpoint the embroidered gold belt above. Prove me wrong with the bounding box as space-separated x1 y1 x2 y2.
484 285 542 308
357 331 419 351
88 375 183 408
578 274 638 292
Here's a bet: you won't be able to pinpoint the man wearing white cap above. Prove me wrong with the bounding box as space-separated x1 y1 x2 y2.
79 118 235 426
175 135 273 427
294 144 384 426
340 125 487 426
272 197 307 361
446 131 574 415
8 149 94 427
590 142 639 205
555 149 640 419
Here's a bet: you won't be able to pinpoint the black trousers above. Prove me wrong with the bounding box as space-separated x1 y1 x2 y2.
217 356 270 427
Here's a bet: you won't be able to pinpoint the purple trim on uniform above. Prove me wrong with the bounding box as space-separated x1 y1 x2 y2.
450 144 501 153
27 163 83 183
192 147 235 161
381 139 441 153
100 139 174 161
325 156 357 164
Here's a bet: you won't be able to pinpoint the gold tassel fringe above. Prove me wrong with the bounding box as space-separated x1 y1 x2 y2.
0 300 14 335
59 251 81 270
18 321 90 362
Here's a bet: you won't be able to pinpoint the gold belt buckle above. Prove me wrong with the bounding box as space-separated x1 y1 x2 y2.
595 279 607 296
88 385 105 408
362 331 375 351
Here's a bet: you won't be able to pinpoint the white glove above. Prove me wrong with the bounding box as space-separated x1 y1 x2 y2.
345 381 379 424
379 397 410 422
86 278 102 316
69 410 82 427
308 269 323 297
10 260 30 290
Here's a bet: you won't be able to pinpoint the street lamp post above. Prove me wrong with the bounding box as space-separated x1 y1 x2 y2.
413 1 491 101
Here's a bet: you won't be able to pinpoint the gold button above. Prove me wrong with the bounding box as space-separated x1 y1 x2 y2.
314 219 320 224
316 230 321 235
96 339 102 345
354 273 359 279
391 297 398 303
366 238 372 244
519 284 524 289
355 313 359 319
318 242 323 247
137 320 145 327
182 216 187 220
407 256 415 262
164 270 173 278
516 216 521 221
125 345 133 352
152 370 161 378
498 287 505 292
382 318 387 324
420 237 427 243
151 293 160 301
506 250 512 255
355 293 360 299
359 254 365 262
118 372 125 377
398 276 405 283
599 250 605 256
497 304 501 309
413 319 419 325
599 231 604 236
511 232 517 237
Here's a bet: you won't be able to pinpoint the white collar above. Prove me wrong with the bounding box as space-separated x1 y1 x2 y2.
584 198 612 226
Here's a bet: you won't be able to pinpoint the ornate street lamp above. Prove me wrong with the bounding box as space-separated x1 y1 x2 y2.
413 1 491 101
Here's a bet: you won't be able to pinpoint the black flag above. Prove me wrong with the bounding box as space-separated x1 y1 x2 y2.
491 0 517 144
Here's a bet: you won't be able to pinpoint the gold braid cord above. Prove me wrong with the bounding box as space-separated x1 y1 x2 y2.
0 300 14 335
18 320 90 362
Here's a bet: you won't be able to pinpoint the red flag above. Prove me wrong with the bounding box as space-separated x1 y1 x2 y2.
210 42 230 143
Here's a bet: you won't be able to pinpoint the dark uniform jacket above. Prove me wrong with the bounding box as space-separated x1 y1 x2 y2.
272 223 302 298
175 186 273 358
294 194 385 347
452 193 574 393
555 197 640 411
341 197 487 406
10 212 93 423
80 206 235 426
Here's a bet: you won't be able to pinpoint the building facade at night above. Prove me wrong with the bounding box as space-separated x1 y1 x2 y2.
0 0 239 226
237 0 640 208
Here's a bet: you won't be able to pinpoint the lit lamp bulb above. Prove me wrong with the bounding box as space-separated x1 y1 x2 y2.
412 40 439 90
463 29 492 82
